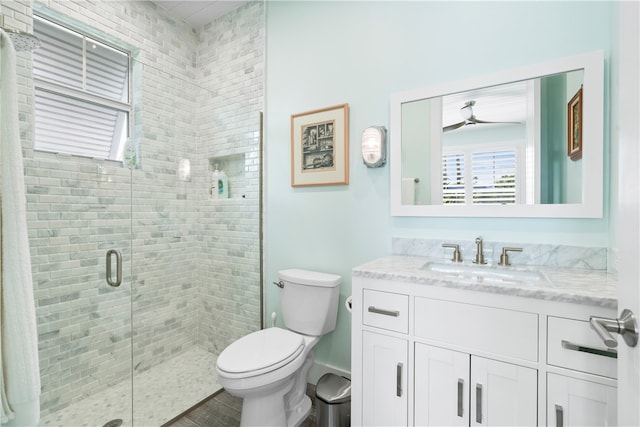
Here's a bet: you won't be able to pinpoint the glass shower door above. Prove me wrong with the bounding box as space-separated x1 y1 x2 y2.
29 159 134 427
130 61 203 426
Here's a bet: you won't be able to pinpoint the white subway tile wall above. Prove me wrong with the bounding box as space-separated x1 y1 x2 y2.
1 0 263 419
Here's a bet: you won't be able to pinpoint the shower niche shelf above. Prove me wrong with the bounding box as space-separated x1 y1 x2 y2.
208 153 249 200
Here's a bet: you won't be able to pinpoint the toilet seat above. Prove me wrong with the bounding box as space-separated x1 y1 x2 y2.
217 327 305 378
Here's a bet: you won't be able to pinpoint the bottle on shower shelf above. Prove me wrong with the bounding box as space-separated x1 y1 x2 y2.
211 164 229 199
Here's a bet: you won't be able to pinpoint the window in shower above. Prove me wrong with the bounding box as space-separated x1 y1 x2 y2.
32 15 132 161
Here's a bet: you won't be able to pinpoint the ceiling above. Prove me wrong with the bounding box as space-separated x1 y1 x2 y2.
152 0 248 28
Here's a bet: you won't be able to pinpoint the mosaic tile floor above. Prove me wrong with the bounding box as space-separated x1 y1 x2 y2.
39 347 220 427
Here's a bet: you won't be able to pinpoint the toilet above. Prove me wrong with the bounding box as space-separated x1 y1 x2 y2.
215 268 342 427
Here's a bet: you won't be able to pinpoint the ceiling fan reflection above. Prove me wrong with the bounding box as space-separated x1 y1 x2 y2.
443 100 521 132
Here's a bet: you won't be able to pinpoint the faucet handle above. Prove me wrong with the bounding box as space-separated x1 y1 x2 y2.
499 247 523 266
442 243 462 262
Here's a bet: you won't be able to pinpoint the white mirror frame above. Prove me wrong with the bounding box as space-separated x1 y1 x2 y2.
390 50 604 218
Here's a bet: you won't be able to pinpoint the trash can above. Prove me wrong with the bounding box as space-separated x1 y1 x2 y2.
315 373 351 427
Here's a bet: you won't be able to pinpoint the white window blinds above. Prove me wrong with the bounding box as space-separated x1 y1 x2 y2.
442 153 466 204
33 15 131 161
442 147 519 205
471 149 517 205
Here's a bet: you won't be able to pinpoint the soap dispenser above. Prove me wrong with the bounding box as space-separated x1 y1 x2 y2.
211 164 229 199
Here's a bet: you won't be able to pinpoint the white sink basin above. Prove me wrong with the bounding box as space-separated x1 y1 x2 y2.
422 262 546 283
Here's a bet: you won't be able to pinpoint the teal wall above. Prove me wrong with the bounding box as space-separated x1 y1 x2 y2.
265 1 614 374
540 70 585 204
541 74 568 204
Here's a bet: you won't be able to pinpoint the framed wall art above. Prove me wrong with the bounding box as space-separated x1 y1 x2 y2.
290 103 349 187
568 86 583 161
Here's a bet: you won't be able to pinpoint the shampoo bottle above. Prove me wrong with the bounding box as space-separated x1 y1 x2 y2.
211 164 229 199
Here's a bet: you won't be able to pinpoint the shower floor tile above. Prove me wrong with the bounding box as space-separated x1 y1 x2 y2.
38 347 220 427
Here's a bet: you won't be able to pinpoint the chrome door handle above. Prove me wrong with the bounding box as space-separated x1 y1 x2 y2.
589 309 638 348
106 249 122 287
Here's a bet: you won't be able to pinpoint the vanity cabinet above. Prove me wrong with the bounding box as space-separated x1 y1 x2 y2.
546 373 616 427
362 331 408 426
413 296 538 425
545 316 618 426
360 289 409 426
351 273 618 427
414 345 537 426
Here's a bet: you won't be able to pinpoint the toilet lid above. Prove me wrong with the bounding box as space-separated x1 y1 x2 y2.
217 327 305 375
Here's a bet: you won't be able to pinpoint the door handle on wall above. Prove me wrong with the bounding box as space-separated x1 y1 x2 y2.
589 308 638 348
106 249 122 287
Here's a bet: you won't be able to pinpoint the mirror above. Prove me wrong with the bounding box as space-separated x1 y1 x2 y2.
390 51 604 218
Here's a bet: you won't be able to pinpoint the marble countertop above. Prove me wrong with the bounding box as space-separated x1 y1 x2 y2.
352 256 618 308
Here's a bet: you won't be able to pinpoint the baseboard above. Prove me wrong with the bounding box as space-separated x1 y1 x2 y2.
308 360 351 386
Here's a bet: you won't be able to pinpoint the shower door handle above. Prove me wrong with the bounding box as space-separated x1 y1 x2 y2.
106 249 122 287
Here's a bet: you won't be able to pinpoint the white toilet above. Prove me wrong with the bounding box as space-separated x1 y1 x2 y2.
215 268 342 427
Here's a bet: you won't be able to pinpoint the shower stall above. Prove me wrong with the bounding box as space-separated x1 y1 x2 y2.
1 1 264 426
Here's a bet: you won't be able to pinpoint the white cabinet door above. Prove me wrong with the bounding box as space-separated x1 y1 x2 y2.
362 331 408 427
470 357 537 426
547 373 616 426
415 344 469 426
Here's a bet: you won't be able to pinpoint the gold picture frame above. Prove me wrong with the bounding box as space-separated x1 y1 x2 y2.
568 87 583 161
290 103 349 187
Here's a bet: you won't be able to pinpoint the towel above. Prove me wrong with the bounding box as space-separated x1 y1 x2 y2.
401 178 416 205
1 29 41 425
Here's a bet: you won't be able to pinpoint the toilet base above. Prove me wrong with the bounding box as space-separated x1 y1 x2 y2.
285 349 314 426
230 349 316 427
285 394 311 427
239 377 294 427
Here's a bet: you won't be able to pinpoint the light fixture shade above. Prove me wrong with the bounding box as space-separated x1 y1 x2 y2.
361 126 386 168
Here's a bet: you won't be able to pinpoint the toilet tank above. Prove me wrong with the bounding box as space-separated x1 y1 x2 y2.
278 269 342 336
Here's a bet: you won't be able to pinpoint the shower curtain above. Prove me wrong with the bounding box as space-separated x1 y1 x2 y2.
0 29 41 426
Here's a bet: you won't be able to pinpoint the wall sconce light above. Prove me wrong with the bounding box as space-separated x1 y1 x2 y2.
361 126 386 168
177 158 191 182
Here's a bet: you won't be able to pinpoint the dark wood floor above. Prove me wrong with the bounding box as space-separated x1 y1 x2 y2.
163 384 317 427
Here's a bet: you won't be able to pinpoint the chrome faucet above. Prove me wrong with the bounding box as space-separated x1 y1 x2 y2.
473 236 486 264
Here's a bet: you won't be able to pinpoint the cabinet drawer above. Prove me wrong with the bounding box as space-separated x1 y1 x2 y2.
363 289 409 333
415 297 538 362
547 316 617 379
